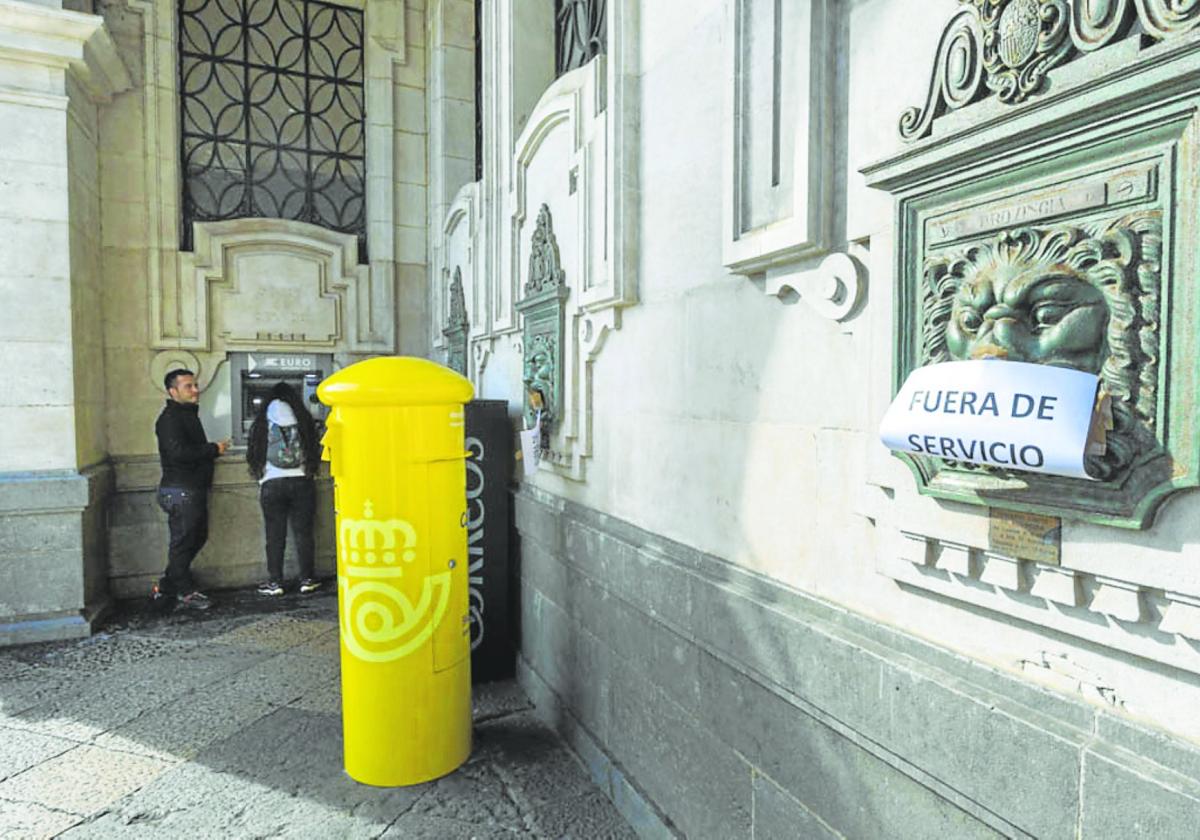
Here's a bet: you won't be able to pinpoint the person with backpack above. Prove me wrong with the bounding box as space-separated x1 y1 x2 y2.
246 381 323 596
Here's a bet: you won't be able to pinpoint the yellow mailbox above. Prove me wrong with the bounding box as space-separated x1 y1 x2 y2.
317 356 474 787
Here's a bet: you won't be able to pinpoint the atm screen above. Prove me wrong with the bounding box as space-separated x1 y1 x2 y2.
241 378 275 425
228 352 332 446
239 373 327 440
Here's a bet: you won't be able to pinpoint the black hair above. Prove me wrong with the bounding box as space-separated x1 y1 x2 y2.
246 381 321 480
164 368 194 392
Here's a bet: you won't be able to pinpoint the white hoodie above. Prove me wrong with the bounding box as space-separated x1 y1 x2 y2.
260 399 307 484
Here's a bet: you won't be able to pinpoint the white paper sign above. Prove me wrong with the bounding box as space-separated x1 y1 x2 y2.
518 411 542 477
878 360 1100 480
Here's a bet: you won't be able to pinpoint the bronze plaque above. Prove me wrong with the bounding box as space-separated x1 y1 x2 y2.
988 509 1061 565
925 164 1155 245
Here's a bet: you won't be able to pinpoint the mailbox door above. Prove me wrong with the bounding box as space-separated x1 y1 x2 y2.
429 457 471 673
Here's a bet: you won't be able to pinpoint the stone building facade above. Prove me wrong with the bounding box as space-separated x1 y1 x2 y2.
3 0 1200 836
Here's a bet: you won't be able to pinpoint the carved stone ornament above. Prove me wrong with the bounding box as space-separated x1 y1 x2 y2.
901 0 1200 141
442 267 469 376
922 211 1162 483
516 205 570 446
524 205 567 297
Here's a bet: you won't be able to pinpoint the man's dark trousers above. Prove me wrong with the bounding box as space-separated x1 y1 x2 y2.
157 487 208 596
155 398 218 597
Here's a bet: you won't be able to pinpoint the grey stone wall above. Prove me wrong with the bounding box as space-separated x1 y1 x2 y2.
0 464 112 645
107 456 336 599
514 487 1200 839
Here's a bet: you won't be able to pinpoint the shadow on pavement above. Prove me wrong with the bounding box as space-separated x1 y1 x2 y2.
0 589 635 839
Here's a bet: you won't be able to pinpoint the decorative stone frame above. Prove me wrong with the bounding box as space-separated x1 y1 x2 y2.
508 56 628 480
439 0 638 479
865 11 1200 531
721 0 867 321
723 0 833 272
859 0 1200 677
490 0 638 336
182 218 369 350
124 0 403 354
433 180 480 368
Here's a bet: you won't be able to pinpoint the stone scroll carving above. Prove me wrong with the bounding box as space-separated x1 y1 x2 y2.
516 205 570 448
901 0 1200 142
442 268 469 376
922 211 1162 482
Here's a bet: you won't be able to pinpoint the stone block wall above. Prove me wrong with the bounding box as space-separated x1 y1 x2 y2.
515 486 1200 839
106 457 336 599
0 466 111 645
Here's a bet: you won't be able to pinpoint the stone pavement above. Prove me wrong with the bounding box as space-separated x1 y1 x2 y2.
0 590 636 839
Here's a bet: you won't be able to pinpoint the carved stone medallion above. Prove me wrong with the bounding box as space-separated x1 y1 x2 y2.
997 0 1043 67
978 0 1071 104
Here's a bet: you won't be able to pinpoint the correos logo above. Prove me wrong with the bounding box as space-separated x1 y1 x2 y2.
337 500 451 663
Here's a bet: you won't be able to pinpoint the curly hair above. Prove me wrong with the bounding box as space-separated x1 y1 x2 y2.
246 381 322 480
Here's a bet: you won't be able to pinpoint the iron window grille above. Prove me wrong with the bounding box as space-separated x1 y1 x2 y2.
179 0 368 263
554 0 606 78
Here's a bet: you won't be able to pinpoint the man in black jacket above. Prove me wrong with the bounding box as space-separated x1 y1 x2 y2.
153 368 231 609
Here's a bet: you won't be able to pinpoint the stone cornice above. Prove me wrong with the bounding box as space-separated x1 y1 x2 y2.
0 0 131 101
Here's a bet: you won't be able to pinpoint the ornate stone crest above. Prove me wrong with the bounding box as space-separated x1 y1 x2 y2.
901 0 1200 142
516 205 570 449
442 267 469 376
982 0 1070 103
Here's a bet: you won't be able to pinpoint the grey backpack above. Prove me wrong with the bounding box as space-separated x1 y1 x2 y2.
266 422 303 469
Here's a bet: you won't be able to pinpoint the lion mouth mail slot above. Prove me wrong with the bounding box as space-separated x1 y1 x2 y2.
879 360 1112 480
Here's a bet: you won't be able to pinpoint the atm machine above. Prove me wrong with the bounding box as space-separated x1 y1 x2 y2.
228 352 334 446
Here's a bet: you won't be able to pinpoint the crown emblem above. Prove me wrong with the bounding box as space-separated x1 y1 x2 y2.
338 500 418 579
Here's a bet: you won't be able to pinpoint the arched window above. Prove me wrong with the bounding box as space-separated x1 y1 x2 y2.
179 0 367 261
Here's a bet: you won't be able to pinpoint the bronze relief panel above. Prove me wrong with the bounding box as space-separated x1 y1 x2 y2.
890 142 1191 527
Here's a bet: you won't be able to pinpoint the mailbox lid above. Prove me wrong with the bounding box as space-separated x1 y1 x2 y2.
318 356 474 408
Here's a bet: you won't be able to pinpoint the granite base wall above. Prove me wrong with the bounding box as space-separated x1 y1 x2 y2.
514 486 1200 839
107 456 336 599
0 465 113 646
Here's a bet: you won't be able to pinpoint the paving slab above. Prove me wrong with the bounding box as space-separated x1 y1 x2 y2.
209 614 337 652
0 745 171 817
477 714 609 809
92 686 277 762
0 797 82 840
0 727 76 784
0 589 634 840
57 762 395 840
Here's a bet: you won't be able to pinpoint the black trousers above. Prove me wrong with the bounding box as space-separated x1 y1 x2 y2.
260 477 316 582
157 487 209 596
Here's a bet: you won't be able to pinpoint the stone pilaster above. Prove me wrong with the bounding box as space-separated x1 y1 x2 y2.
0 0 129 644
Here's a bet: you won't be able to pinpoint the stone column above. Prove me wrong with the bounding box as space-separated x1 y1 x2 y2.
0 0 130 644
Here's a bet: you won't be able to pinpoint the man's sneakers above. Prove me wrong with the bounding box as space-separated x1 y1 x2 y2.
298 578 323 595
151 583 211 612
177 590 212 611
